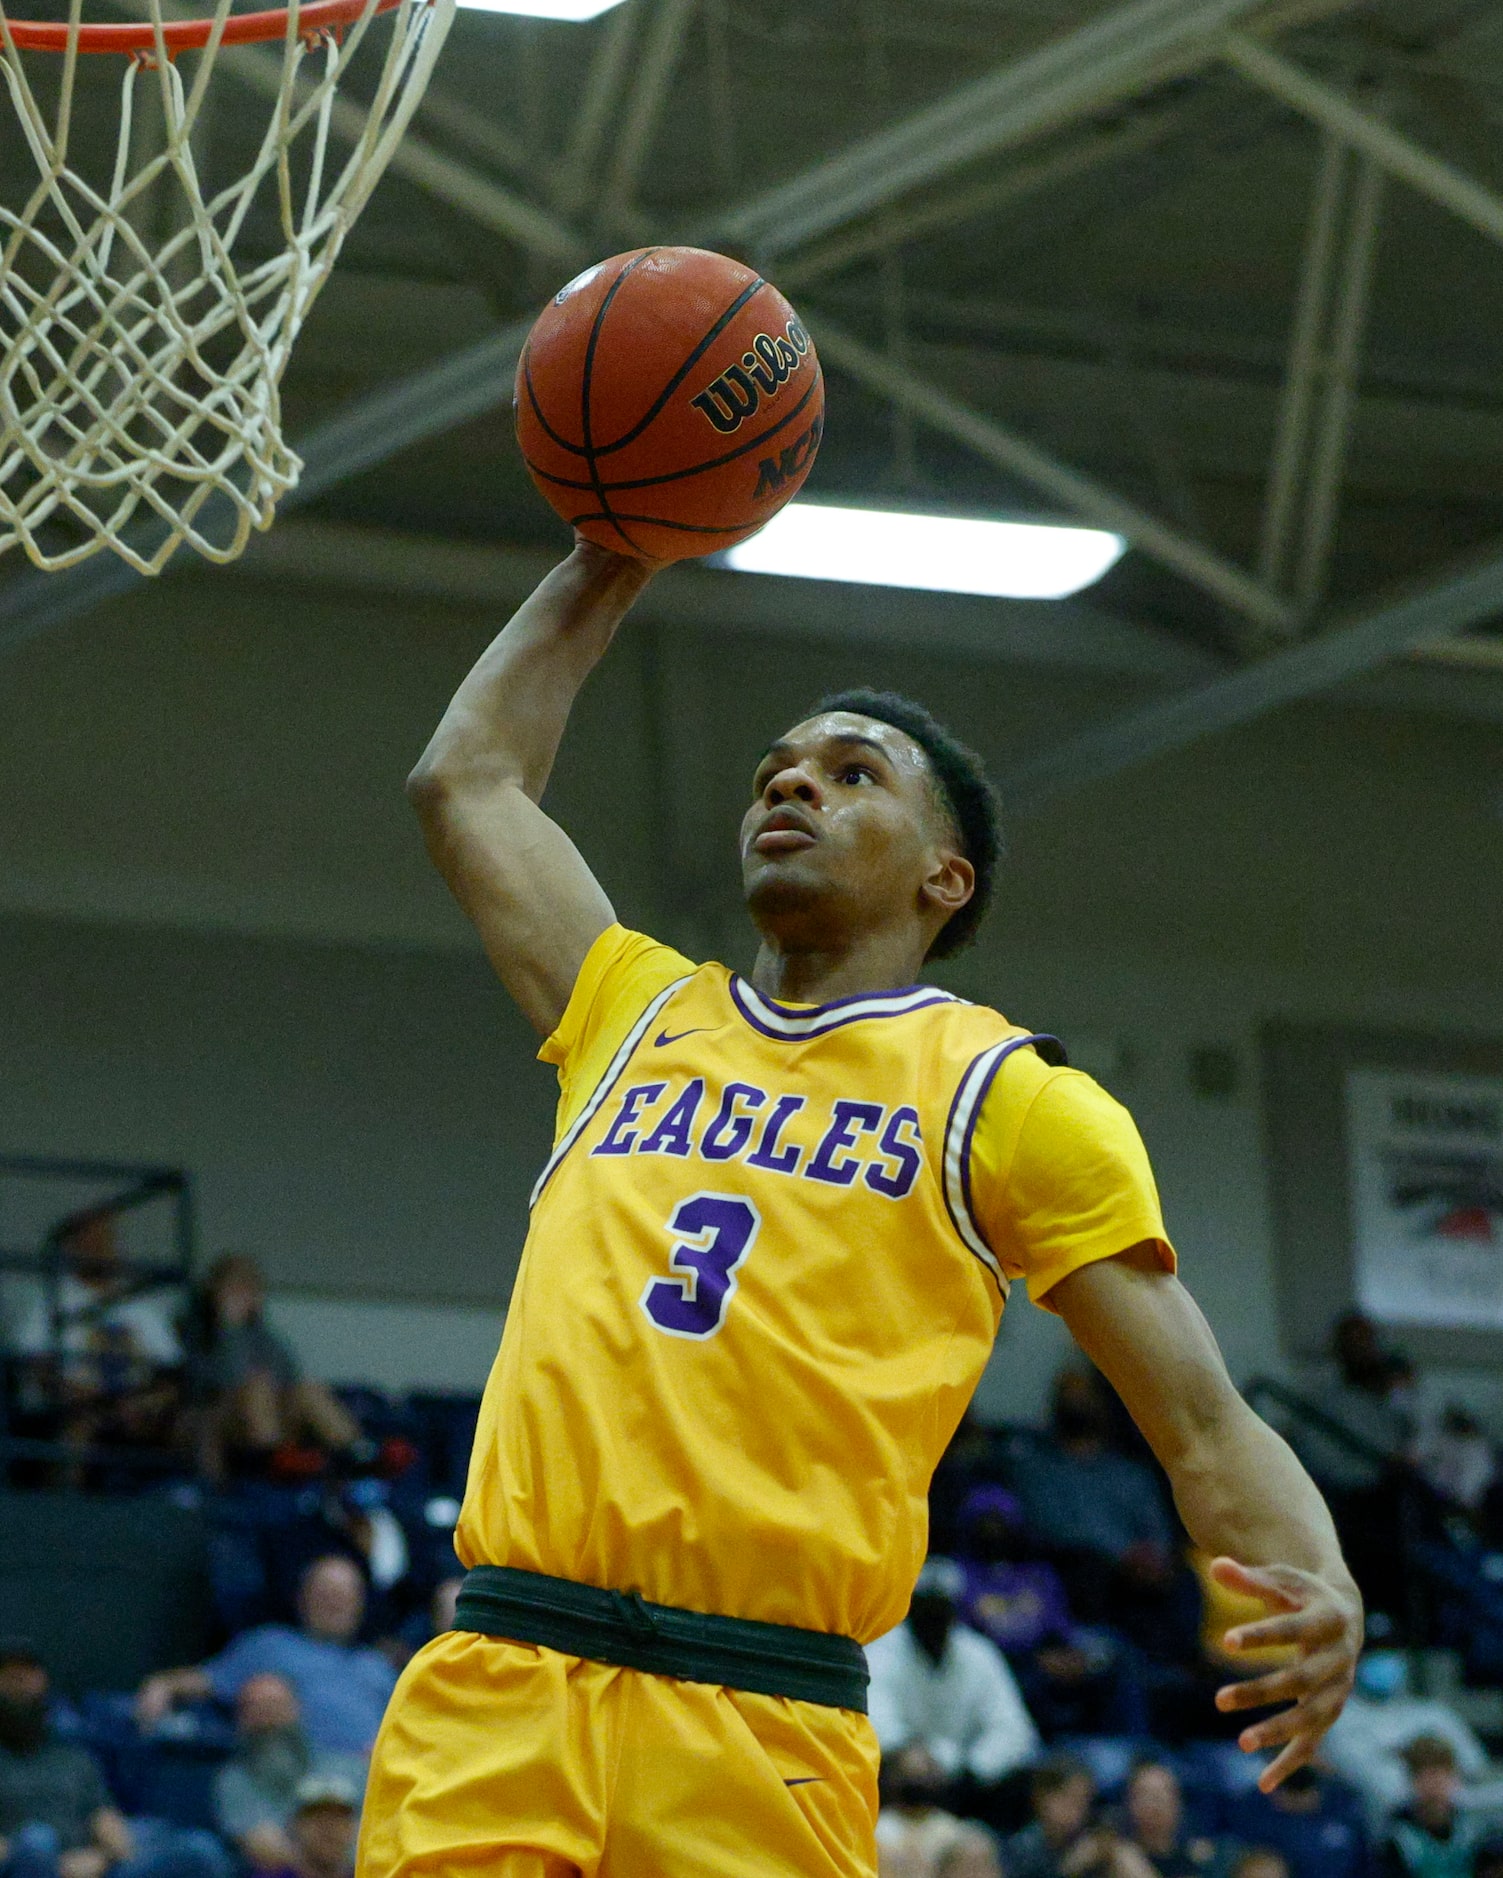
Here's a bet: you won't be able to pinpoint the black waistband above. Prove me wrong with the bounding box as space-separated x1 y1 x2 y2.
454 1565 868 1713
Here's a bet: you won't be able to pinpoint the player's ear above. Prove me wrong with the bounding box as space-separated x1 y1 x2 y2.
921 848 974 923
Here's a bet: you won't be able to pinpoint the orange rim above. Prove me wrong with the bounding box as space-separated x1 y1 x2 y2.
3 0 403 54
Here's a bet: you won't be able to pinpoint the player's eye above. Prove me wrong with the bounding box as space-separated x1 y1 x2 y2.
839 764 876 785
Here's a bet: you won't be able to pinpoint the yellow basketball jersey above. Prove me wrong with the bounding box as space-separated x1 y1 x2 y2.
457 927 1171 1645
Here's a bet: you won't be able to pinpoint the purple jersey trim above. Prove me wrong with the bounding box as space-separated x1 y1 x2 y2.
941 1034 1061 1293
729 975 959 1041
529 975 694 1209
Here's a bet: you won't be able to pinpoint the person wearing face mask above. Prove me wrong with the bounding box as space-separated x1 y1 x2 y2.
1005 1368 1179 1627
1323 1650 1494 1830
0 1643 228 1878
867 1559 1040 1831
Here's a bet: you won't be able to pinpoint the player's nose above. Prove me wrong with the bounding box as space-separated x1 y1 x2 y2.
763 763 823 810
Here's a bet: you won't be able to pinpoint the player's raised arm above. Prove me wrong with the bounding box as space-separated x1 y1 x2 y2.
1051 1248 1363 1792
406 538 657 1035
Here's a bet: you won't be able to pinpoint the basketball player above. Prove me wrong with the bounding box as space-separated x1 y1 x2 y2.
358 540 1361 1878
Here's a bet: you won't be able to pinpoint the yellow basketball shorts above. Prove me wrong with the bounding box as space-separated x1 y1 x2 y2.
357 1629 880 1878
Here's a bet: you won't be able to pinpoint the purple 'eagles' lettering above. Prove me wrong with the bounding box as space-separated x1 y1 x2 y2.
593 1079 922 1199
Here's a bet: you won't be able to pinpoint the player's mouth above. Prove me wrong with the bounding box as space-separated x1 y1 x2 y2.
752 806 817 855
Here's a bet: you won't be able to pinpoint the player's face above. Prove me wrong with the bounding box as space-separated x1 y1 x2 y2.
739 712 967 952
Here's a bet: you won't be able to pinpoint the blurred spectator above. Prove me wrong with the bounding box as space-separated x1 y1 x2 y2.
1296 1314 1415 1620
1380 1736 1486 1878
392 1576 463 1665
136 1556 396 1756
1415 1409 1495 1516
8 1215 182 1476
868 1559 1039 1827
0 1641 228 1878
875 1745 1002 1878
1229 1856 1290 1878
956 1487 1147 1737
1007 1368 1178 1625
262 1779 358 1878
1324 1652 1490 1827
181 1259 362 1483
1474 1837 1503 1878
1225 1763 1370 1878
1120 1759 1235 1877
1003 1756 1147 1878
211 1677 365 1873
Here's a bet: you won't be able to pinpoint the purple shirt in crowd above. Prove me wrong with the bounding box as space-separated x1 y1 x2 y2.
960 1559 1074 1655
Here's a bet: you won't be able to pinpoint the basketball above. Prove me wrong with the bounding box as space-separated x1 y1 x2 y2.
514 246 824 563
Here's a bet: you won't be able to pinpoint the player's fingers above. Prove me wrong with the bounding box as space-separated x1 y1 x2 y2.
1258 1733 1320 1794
1210 1557 1305 1612
1217 1644 1347 1712
1224 1603 1344 1654
1237 1684 1347 1757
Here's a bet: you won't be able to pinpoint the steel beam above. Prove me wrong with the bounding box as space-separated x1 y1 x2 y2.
1002 539 1503 815
1224 36 1503 251
0 321 532 658
550 0 640 216
715 0 1297 261
779 101 1194 291
1295 147 1382 612
599 0 698 228
812 314 1294 634
1259 129 1345 594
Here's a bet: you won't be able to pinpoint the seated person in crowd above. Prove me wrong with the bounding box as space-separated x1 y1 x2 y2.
180 1259 363 1482
1224 1761 1369 1878
212 1677 366 1873
137 1556 396 1757
1006 1368 1179 1625
1381 1736 1488 1878
1324 1649 1492 1827
1229 1856 1290 1878
8 1216 182 1475
1119 1759 1236 1878
0 1641 228 1878
261 1779 359 1878
867 1558 1039 1831
875 1746 1002 1878
956 1487 1147 1737
1003 1756 1152 1878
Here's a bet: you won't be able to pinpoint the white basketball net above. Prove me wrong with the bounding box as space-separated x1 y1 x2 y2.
0 0 454 573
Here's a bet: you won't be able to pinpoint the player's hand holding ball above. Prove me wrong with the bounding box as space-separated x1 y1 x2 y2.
517 247 824 564
1212 1555 1363 1790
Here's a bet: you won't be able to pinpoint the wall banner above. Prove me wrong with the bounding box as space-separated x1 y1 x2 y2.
1347 1069 1503 1328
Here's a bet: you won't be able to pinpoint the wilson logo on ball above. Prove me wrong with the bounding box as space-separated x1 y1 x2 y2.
690 317 811 434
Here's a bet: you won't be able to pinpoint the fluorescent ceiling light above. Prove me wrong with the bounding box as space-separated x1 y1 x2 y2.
723 503 1126 600
454 0 626 16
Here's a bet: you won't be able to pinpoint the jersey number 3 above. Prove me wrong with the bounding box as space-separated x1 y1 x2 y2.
640 1192 760 1340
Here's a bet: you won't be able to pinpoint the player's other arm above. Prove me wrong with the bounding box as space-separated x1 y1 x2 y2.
406 539 657 1035
1052 1249 1362 1791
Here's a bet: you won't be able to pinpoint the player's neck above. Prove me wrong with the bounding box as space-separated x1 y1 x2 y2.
748 931 930 1005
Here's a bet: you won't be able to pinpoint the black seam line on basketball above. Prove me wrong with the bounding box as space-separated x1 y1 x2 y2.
524 370 821 494
590 277 770 457
565 510 768 535
520 277 773 462
582 249 656 556
522 349 588 459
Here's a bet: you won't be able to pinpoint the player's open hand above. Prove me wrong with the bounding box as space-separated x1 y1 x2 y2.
1211 1556 1363 1792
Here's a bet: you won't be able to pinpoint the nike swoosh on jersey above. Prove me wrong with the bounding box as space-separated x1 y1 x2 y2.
653 1026 716 1047
784 1777 823 1787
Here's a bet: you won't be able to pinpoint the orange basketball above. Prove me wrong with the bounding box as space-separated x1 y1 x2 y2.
514 247 824 563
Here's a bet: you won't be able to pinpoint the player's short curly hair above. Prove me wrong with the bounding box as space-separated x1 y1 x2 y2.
810 688 1002 960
